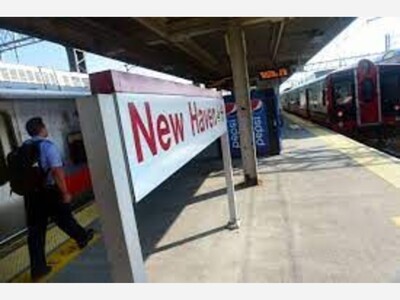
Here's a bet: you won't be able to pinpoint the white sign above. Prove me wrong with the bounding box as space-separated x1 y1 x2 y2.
115 93 227 201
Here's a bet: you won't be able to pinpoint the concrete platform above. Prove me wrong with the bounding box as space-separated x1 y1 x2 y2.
13 113 400 282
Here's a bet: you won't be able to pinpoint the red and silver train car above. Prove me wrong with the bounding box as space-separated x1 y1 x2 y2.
281 59 400 138
0 62 92 244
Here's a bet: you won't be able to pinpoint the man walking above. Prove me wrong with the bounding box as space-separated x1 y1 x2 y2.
23 117 94 280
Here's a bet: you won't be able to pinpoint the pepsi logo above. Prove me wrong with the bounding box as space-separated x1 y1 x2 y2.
251 99 263 111
225 103 237 116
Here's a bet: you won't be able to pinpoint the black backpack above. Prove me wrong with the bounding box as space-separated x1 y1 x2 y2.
6 140 48 196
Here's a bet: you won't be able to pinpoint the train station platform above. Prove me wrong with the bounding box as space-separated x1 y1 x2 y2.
4 112 400 283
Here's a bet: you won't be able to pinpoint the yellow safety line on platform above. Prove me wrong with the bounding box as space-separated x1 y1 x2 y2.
284 113 400 189
1 202 99 283
11 233 101 283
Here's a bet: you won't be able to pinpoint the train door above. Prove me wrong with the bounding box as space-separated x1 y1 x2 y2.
355 59 381 126
0 112 15 185
0 111 23 242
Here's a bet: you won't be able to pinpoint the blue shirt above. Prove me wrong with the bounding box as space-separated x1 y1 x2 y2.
26 136 64 185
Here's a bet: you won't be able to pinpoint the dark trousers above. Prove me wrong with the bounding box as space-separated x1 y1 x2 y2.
24 186 87 274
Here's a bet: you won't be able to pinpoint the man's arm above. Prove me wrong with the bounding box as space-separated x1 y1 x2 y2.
51 167 72 204
46 142 71 204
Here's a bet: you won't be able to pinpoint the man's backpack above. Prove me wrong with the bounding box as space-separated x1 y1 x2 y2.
6 140 48 196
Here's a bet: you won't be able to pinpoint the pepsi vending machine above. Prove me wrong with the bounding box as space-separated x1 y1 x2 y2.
224 88 282 158
251 88 282 156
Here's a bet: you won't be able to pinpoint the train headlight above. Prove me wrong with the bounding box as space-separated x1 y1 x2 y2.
339 121 344 128
337 111 344 117
394 105 400 111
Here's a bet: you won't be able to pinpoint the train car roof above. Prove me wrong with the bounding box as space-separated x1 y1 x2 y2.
280 61 400 96
0 62 91 99
280 74 327 96
280 64 358 95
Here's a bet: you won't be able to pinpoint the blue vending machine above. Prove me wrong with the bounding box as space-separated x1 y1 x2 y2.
224 88 282 158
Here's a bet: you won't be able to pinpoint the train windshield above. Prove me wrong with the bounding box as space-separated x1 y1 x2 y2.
361 79 374 102
333 79 354 107
380 66 400 112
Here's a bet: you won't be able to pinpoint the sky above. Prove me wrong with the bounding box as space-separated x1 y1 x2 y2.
0 35 193 85
1 17 400 90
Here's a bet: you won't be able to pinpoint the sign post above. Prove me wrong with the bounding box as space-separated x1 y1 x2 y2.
220 132 239 229
77 70 239 282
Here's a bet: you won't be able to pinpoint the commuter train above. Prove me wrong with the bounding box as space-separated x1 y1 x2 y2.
0 61 92 243
281 59 400 139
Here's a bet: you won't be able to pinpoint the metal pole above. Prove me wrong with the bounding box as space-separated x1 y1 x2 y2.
76 95 147 282
225 25 258 186
220 132 240 230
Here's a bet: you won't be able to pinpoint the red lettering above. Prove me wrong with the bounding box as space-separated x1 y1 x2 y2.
169 113 184 144
208 109 214 128
198 108 205 132
157 114 171 151
189 102 198 136
204 108 210 130
211 108 216 127
129 102 157 163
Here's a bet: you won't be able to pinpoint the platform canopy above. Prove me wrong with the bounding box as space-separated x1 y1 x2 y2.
0 17 354 88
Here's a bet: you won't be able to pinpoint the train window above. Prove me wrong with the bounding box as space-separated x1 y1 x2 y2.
295 92 300 105
0 68 10 81
9 69 18 81
67 131 87 165
300 90 307 107
361 79 374 103
0 113 16 186
82 77 90 88
34 71 43 83
18 69 27 83
380 70 400 112
311 88 318 105
42 72 50 85
26 70 35 83
47 72 56 85
306 88 313 106
63 75 71 86
71 76 81 87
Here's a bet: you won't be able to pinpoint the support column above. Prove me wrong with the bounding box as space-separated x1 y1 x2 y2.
225 26 258 185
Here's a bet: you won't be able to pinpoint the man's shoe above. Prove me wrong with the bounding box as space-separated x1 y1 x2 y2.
77 229 95 249
31 265 52 281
